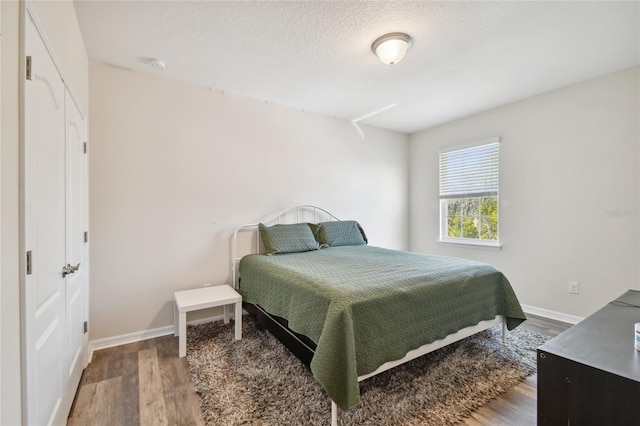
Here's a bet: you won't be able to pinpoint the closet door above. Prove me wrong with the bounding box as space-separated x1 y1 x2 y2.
64 89 88 413
24 13 67 426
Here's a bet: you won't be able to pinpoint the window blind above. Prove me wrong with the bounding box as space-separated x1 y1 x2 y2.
439 141 499 199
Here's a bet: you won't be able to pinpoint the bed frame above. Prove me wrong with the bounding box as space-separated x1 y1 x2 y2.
231 205 506 426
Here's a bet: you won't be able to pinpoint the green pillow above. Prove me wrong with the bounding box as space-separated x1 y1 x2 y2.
318 220 368 247
259 223 320 255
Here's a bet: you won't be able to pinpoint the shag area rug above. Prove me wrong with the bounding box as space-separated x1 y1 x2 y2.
186 318 548 425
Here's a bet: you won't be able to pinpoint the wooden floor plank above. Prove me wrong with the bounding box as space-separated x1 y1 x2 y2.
122 351 141 425
512 377 537 399
68 376 123 426
168 361 205 426
67 381 99 426
156 333 205 426
138 347 170 426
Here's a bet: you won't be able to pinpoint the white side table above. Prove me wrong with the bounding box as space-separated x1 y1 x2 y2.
174 284 242 357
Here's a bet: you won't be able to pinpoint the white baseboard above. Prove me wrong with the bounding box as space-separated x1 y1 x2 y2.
521 304 584 325
87 314 228 362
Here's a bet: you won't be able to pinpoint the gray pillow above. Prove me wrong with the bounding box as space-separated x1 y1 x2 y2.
317 220 368 247
259 223 320 255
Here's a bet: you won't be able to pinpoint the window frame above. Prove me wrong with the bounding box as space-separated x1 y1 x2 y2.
438 138 502 249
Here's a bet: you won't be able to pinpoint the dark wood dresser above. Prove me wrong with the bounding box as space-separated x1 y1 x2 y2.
537 290 640 425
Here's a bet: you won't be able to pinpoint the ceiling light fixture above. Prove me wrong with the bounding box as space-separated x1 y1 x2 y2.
371 32 413 66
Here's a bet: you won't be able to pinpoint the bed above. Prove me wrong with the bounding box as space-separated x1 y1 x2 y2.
231 205 526 425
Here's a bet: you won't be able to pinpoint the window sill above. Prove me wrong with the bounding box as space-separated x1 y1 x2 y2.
438 239 502 250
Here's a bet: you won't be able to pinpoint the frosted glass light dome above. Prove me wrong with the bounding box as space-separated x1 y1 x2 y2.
372 33 413 65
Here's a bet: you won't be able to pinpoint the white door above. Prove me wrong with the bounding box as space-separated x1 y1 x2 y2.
24 14 67 426
63 89 88 414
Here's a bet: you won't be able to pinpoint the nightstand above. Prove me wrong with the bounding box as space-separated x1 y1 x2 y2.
174 284 242 357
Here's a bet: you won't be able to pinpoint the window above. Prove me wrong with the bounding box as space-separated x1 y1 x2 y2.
439 138 500 247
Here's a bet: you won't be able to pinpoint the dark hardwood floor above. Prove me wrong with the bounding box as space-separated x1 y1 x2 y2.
68 314 571 425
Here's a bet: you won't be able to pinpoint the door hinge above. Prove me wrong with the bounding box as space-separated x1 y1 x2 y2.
26 251 33 275
26 56 32 81
83 321 88 334
83 142 87 154
84 231 88 243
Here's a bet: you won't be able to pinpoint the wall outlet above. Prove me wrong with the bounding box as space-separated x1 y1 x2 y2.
202 282 213 287
568 281 579 294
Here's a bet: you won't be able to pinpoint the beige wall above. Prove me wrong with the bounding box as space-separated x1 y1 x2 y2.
0 3 20 425
88 60 409 340
1 1 88 424
409 67 640 319
1 3 22 424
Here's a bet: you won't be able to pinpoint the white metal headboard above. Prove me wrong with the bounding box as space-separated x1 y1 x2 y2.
231 205 339 289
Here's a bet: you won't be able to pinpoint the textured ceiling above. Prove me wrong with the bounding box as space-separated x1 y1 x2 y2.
74 1 639 134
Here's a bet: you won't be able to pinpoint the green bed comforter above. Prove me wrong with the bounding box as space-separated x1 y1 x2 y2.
238 245 526 410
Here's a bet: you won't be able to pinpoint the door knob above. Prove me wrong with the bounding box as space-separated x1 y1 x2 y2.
61 263 80 277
